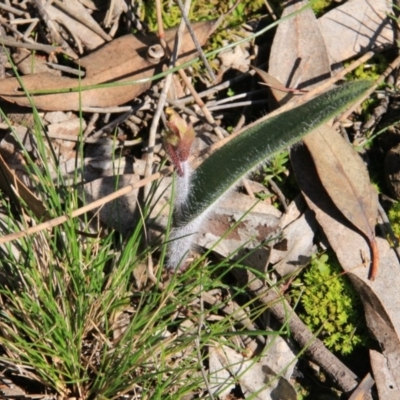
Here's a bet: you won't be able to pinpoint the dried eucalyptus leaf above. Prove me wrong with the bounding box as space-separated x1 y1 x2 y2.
0 22 214 110
268 0 331 89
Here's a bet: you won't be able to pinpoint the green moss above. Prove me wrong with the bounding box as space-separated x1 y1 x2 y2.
137 0 266 80
388 201 400 238
310 0 333 16
351 54 388 82
139 0 265 31
292 252 369 355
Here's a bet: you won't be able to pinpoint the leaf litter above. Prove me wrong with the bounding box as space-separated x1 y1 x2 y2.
0 0 399 399
269 0 400 397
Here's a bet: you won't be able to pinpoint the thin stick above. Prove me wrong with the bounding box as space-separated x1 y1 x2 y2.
196 283 216 400
174 0 215 81
0 167 173 245
0 3 25 16
31 0 77 59
143 0 190 198
234 268 359 393
339 52 400 123
192 50 379 169
52 0 111 42
176 67 226 138
0 35 61 53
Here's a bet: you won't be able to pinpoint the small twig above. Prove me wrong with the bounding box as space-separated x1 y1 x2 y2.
176 67 226 139
91 107 133 139
264 0 278 21
208 99 267 111
196 284 216 400
174 0 215 82
0 25 7 80
0 3 25 16
377 202 400 263
52 0 111 42
208 89 265 107
80 106 134 114
46 62 85 77
209 0 241 37
339 52 400 123
9 18 39 25
0 35 61 54
174 70 256 105
155 0 165 44
268 178 288 213
44 131 142 146
0 166 174 245
143 0 190 198
82 113 99 139
31 0 78 59
233 268 359 393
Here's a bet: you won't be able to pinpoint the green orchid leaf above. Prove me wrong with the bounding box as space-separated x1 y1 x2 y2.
167 80 373 270
183 80 373 225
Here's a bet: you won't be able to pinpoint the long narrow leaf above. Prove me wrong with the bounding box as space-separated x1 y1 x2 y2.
183 80 373 225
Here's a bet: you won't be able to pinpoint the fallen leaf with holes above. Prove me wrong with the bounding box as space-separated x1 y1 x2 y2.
0 21 214 110
370 350 398 399
318 0 394 66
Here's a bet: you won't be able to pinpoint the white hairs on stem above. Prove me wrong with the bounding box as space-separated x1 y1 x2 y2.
167 161 204 270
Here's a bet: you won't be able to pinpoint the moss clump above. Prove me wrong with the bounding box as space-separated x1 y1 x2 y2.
293 252 369 355
311 0 334 16
388 201 400 238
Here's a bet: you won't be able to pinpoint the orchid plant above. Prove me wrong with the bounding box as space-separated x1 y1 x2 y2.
164 80 373 270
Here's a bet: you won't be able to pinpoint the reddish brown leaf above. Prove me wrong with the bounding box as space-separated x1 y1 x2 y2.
304 126 379 279
268 0 331 90
0 21 214 110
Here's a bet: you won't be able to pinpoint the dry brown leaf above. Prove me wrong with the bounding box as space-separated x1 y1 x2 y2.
347 373 374 400
46 3 106 51
252 66 295 106
213 345 297 400
291 144 400 395
268 0 379 279
304 126 379 279
0 21 214 110
267 1 399 390
0 154 47 219
318 0 394 66
370 350 399 399
268 0 331 89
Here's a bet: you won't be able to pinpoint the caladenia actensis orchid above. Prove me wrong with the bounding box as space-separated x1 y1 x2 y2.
164 108 198 270
164 80 374 271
